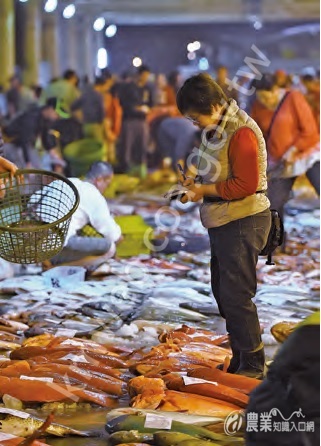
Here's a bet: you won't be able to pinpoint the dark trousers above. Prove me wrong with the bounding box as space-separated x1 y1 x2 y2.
118 119 149 171
208 209 271 352
268 161 320 221
50 236 112 265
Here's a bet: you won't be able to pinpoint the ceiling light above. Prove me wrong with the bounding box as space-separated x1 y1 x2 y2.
44 0 57 13
97 48 108 69
193 41 201 50
187 41 201 52
63 4 76 19
93 17 105 31
187 43 195 52
106 24 117 38
133 57 142 68
19 0 28 2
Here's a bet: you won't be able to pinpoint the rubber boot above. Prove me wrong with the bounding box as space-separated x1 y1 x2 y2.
217 346 240 373
235 347 265 380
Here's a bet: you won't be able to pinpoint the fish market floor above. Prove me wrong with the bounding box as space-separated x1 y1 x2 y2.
0 186 318 444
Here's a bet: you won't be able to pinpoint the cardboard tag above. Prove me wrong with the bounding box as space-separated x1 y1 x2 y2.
20 375 54 383
45 318 60 324
61 339 84 347
144 413 172 430
183 376 218 386
0 408 30 419
61 354 89 363
0 433 17 440
55 329 77 338
70 366 91 377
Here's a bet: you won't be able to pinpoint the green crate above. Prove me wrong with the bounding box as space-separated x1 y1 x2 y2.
114 215 153 257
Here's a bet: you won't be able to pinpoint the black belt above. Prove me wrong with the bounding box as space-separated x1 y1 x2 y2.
203 190 267 203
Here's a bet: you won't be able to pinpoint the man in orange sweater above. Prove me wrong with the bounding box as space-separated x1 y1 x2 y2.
251 73 319 221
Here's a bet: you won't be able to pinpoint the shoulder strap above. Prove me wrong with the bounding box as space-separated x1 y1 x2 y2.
265 91 291 142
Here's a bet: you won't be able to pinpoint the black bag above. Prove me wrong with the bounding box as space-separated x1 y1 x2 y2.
260 92 288 265
259 209 284 265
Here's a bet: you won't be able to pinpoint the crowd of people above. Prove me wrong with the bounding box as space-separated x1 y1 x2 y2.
0 65 318 184
0 64 319 266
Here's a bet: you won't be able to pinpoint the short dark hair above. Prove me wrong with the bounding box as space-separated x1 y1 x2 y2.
85 161 114 180
302 74 315 83
101 68 112 80
94 76 107 86
176 73 228 116
253 73 276 91
137 65 151 75
63 69 77 80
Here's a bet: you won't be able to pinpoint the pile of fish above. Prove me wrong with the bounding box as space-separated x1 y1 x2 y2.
0 187 317 444
0 324 256 444
105 410 245 446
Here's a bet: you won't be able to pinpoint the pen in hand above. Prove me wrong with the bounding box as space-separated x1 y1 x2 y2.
177 163 186 182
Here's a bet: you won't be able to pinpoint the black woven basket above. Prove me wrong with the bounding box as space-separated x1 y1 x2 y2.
0 169 79 264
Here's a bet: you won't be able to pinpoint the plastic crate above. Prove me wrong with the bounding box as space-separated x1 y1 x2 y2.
114 215 153 257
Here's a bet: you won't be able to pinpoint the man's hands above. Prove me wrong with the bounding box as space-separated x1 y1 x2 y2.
177 173 205 203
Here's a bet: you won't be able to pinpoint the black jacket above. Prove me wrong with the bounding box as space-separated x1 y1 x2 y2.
246 323 320 446
3 106 56 163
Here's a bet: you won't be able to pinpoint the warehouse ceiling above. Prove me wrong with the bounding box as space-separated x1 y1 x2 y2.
66 0 319 24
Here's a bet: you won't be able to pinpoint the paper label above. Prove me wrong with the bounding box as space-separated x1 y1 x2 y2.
144 413 172 430
20 375 54 383
45 318 61 324
55 329 77 338
61 354 89 363
0 433 17 440
0 408 30 419
70 366 91 377
183 376 218 386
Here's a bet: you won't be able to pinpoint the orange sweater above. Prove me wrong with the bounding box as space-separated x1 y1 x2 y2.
251 90 319 161
216 127 259 200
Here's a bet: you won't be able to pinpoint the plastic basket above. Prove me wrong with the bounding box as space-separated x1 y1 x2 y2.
0 169 79 264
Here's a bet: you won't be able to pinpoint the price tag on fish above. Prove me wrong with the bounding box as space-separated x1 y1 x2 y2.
183 376 218 386
55 329 77 338
144 414 172 430
0 433 17 440
61 353 89 363
20 375 54 383
0 408 30 419
45 318 61 324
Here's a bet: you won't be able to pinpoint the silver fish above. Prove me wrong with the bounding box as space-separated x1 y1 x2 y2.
0 412 89 437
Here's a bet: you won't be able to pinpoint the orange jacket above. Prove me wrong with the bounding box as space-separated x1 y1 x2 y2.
251 90 319 161
305 87 320 132
104 92 122 138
